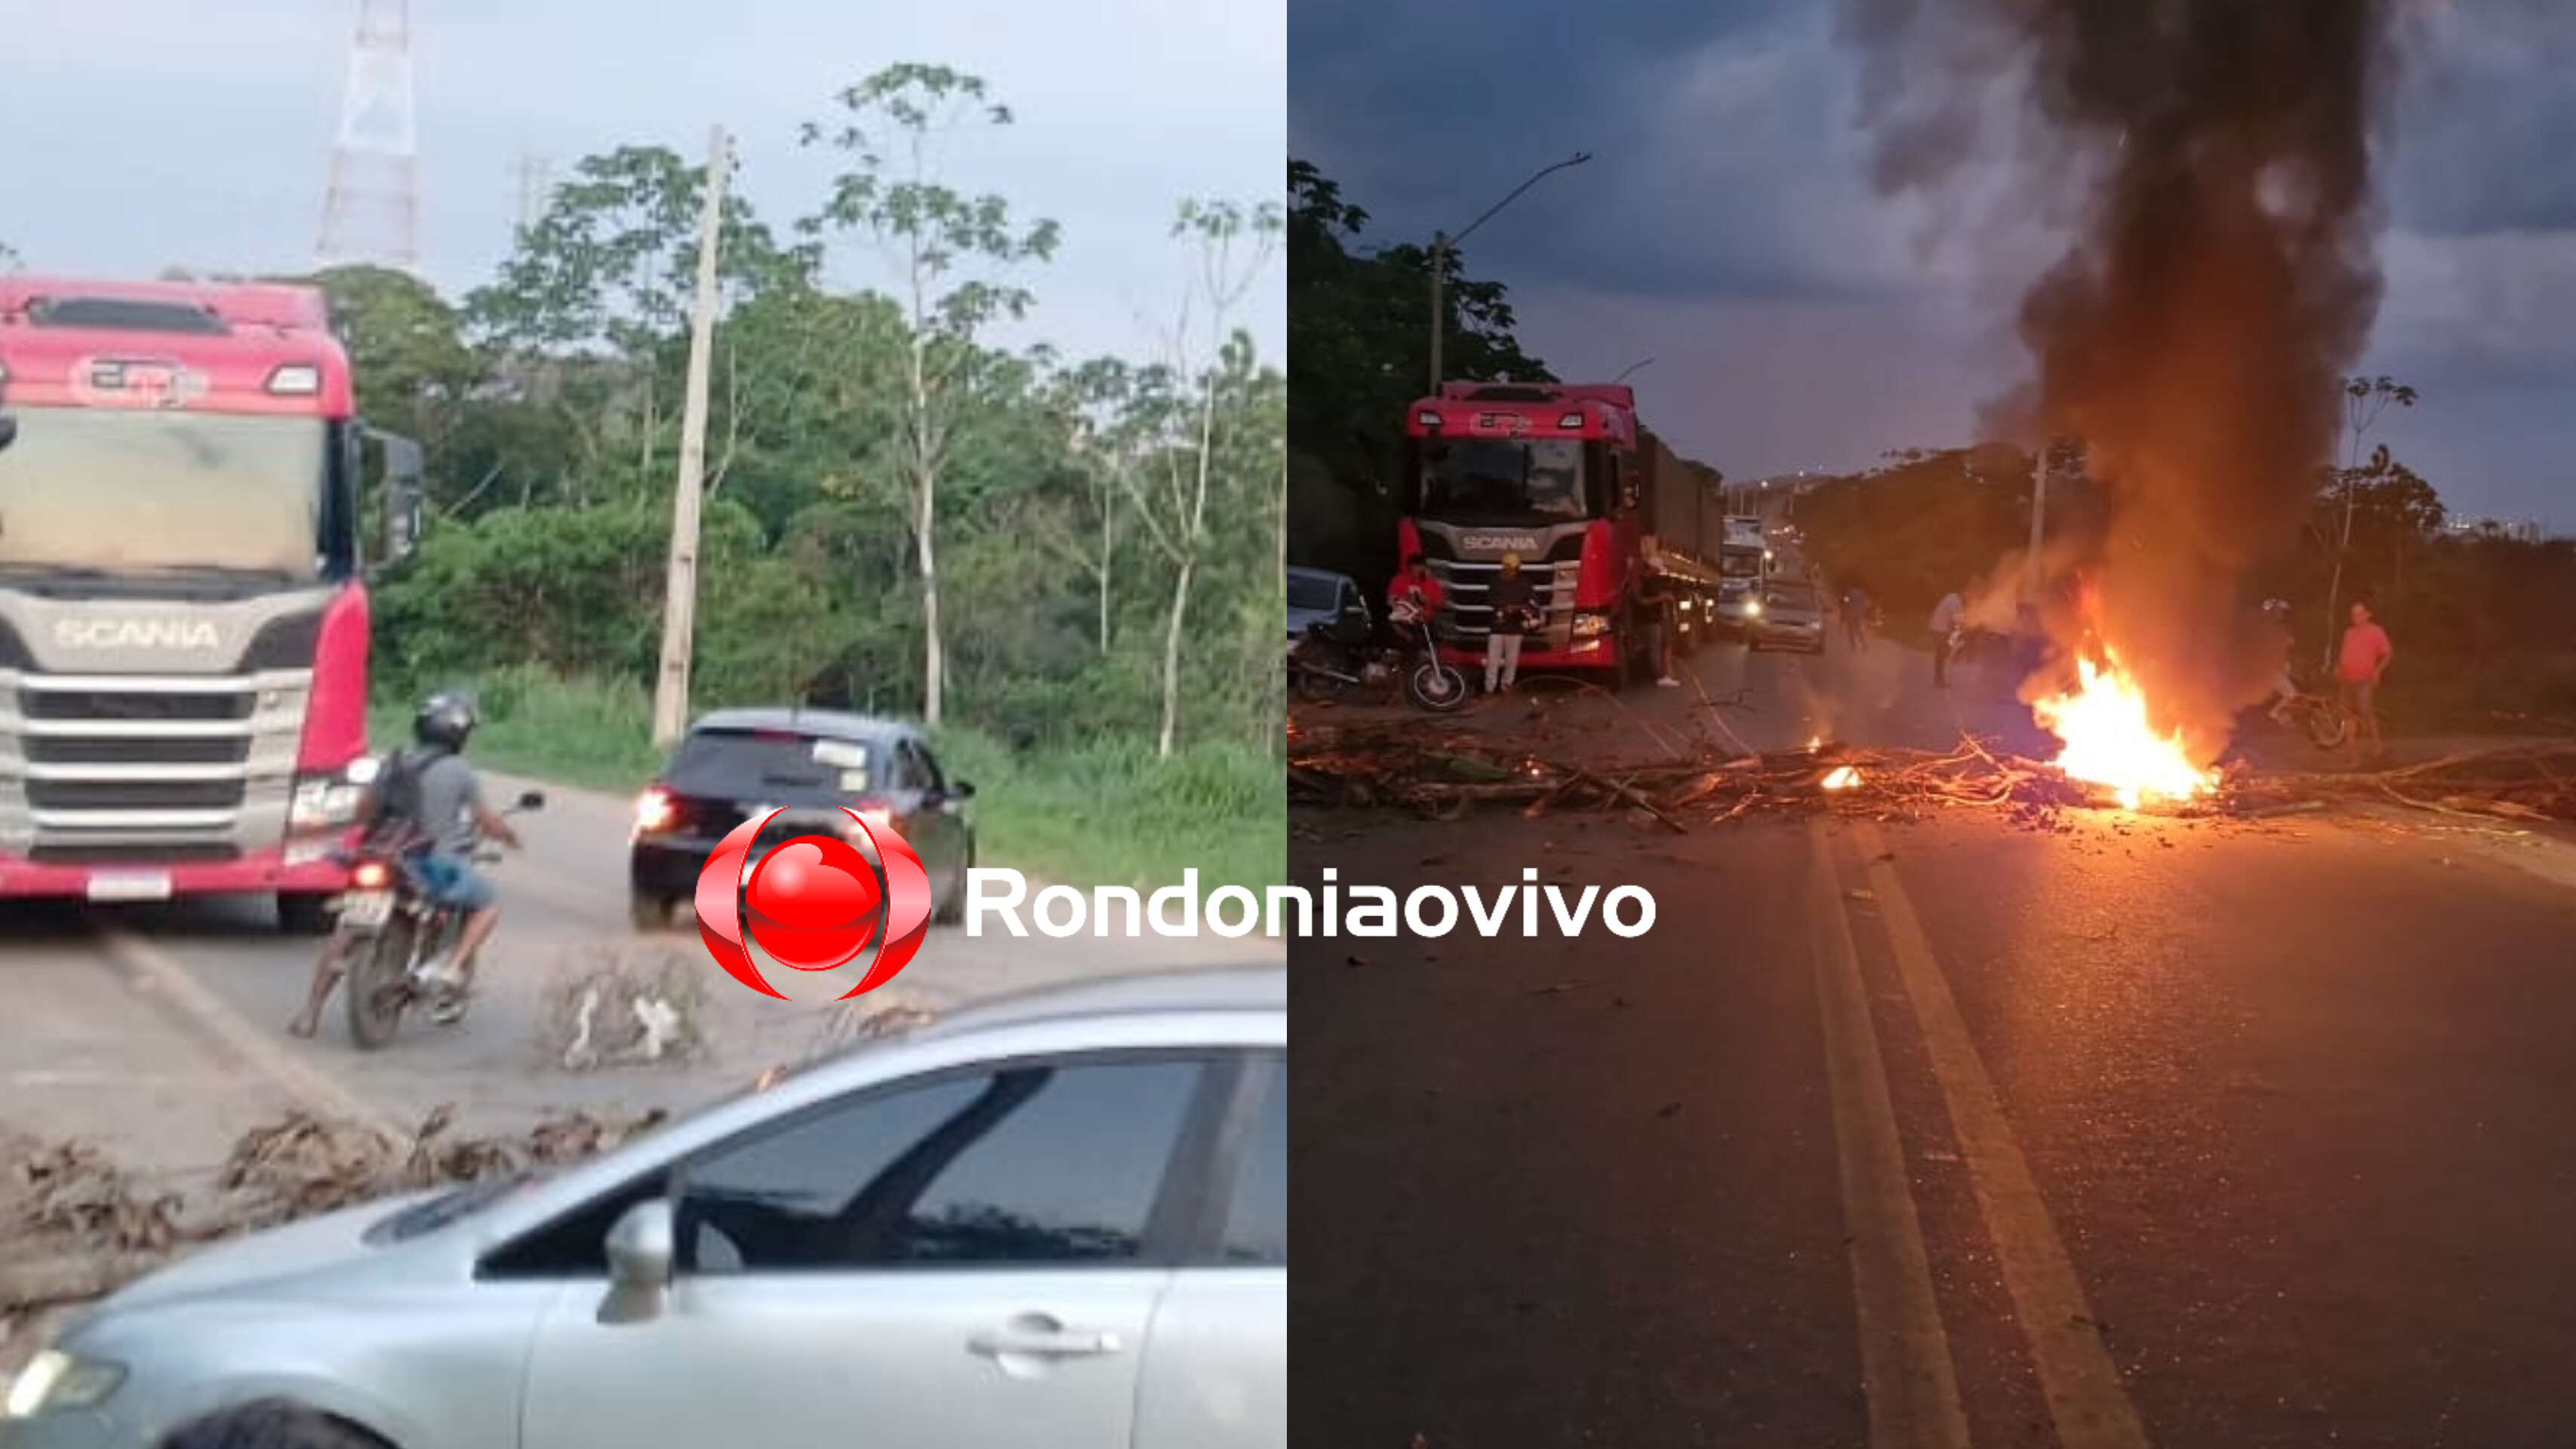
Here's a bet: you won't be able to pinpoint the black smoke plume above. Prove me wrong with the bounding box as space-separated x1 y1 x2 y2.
1838 0 2406 759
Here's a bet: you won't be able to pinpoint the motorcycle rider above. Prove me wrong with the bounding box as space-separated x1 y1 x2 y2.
1386 553 1447 632
2260 598 2299 724
287 692 523 1038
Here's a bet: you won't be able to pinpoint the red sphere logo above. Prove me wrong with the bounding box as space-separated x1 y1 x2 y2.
694 808 933 1001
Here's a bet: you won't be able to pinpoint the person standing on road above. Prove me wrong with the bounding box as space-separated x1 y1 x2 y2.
1928 584 1966 689
2337 600 2395 758
1841 583 1873 651
1639 540 1681 688
2261 597 2300 724
1484 552 1539 695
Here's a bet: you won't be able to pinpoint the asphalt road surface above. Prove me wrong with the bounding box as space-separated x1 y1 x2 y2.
1293 623 2576 1449
2 768 1279 1179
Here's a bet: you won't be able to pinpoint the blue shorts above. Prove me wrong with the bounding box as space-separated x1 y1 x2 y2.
407 852 497 912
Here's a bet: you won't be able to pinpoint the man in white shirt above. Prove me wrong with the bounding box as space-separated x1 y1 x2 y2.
1928 586 1966 689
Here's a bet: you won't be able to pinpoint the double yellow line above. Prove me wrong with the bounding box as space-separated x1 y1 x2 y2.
1806 815 2151 1449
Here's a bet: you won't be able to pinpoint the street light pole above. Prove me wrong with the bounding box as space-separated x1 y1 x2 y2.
1427 151 1593 392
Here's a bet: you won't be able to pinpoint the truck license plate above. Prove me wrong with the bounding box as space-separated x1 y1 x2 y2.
337 890 394 928
86 872 172 903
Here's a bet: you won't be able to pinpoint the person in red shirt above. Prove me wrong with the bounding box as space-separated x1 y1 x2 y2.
1386 554 1446 632
2337 600 2394 757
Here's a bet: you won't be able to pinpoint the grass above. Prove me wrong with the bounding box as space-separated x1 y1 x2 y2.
370 665 1284 891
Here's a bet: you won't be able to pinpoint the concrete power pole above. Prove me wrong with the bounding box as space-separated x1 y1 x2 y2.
651 125 730 748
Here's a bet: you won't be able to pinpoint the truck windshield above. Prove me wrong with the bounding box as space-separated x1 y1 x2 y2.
1415 438 1589 522
0 405 328 580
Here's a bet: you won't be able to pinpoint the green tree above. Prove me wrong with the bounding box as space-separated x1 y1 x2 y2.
1288 158 1553 588
802 63 1063 728
1126 198 1283 757
2319 375 2420 666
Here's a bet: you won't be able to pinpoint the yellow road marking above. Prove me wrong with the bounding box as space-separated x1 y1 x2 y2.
1848 819 2153 1449
1806 820 1974 1449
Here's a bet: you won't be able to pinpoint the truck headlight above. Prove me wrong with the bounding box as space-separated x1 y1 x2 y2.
291 777 365 828
5 1349 125 1418
1571 612 1611 638
1743 599 1764 617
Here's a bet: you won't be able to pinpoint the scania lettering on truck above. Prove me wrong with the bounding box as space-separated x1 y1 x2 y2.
1396 382 1715 688
0 276 423 930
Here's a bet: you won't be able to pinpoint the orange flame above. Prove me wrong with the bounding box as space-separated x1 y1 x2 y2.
2030 646 2215 810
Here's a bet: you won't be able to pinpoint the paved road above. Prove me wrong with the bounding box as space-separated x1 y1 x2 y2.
1293 626 2576 1449
3 768 1279 1174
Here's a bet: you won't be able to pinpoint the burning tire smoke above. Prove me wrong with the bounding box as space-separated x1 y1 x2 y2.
1838 0 2407 763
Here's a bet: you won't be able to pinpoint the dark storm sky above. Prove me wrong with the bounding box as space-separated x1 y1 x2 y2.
1291 0 2576 528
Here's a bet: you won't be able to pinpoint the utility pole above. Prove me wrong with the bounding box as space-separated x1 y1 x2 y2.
1425 151 1593 392
651 125 729 747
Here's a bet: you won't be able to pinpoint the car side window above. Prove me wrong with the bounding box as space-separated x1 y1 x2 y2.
677 1057 1205 1273
904 740 946 795
1218 1057 1284 1266
478 1169 672 1279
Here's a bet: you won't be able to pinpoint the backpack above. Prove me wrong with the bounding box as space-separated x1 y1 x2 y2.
366 746 439 851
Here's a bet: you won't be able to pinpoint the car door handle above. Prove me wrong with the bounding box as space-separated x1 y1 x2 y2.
968 1327 1125 1358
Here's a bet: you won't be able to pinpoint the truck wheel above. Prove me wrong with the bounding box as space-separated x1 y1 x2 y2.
278 892 336 936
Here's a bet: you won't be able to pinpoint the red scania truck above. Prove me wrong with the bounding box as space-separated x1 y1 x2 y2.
1395 381 1722 686
0 275 422 931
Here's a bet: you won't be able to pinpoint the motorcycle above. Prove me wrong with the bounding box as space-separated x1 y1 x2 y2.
2269 667 2353 750
330 789 546 1050
1290 606 1469 712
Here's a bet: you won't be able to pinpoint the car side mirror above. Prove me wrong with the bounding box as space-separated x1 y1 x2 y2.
516 789 547 811
596 1197 676 1325
949 779 976 800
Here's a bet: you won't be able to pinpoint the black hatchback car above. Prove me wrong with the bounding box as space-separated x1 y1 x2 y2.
627 708 977 931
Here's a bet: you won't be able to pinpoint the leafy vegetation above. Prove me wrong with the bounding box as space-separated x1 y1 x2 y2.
1793 386 2576 734
300 65 1284 888
1287 159 1553 592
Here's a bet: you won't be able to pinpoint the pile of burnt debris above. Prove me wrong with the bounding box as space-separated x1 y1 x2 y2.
1 1105 666 1318
1289 718 2576 833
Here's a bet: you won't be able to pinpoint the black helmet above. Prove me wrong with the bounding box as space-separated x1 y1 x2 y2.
413 691 477 752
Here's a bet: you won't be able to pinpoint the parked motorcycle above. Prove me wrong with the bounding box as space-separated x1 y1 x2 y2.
331 789 546 1050
1290 610 1467 712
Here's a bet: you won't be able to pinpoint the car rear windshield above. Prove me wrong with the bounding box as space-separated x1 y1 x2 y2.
667 728 873 795
1288 573 1340 611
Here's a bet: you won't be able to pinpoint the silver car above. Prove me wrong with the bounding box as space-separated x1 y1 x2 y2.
2 968 1285 1449
1746 579 1827 654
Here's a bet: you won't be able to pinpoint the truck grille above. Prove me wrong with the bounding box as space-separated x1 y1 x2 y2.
27 841 242 866
1 669 309 862
23 734 250 766
20 688 254 723
25 777 248 811
1422 558 1574 645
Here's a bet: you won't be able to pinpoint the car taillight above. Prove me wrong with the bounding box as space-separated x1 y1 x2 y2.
635 788 678 833
351 860 392 889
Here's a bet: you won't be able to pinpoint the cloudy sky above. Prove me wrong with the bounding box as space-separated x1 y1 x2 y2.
9 0 1284 368
1291 0 2576 528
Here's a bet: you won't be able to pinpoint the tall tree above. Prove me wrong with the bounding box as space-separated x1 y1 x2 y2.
1125 198 1282 757
802 64 1061 728
2319 374 2419 666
